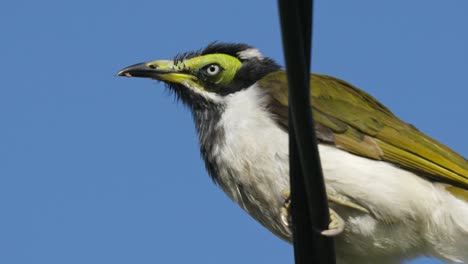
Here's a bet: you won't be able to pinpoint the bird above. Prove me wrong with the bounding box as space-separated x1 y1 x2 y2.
117 42 468 264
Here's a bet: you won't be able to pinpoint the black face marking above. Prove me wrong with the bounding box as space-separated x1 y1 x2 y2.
214 57 280 96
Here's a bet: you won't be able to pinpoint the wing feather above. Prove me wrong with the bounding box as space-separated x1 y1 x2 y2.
258 71 468 190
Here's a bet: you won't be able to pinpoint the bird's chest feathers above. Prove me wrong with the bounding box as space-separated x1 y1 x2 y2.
201 86 290 213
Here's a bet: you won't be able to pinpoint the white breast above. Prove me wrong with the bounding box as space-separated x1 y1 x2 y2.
213 85 291 238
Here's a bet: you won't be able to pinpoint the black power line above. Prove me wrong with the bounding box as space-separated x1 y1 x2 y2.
278 1 336 264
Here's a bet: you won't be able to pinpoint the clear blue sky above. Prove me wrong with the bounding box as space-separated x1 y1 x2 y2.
1 1 466 263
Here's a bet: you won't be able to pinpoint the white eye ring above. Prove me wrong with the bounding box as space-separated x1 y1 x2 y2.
205 64 221 76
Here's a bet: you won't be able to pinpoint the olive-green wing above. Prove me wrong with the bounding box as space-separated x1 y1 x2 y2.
258 71 468 191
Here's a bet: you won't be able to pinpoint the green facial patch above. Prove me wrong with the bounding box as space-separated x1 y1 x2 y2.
178 54 242 86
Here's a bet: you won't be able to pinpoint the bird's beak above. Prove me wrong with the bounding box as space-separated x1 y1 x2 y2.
116 60 197 85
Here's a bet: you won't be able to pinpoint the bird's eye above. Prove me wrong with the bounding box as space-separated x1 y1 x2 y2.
204 64 221 76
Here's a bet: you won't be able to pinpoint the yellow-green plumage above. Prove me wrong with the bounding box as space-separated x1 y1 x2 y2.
259 72 468 194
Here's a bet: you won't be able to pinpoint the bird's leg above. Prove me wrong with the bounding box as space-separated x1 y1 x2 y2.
280 190 369 237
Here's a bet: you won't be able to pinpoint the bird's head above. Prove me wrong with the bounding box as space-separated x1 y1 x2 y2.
117 43 280 110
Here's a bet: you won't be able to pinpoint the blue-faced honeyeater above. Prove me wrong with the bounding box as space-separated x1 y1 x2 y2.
117 43 468 264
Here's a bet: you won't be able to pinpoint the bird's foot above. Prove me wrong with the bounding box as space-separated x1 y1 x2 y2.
280 190 371 236
280 190 349 237
321 208 345 237
280 190 291 227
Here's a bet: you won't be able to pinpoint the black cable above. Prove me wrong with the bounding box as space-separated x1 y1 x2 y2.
278 1 336 263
